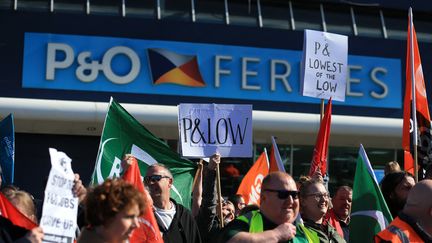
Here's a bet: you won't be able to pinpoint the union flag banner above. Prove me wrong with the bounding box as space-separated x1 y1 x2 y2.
122 158 163 243
0 192 37 230
402 9 432 179
236 151 269 205
269 136 285 172
309 98 332 177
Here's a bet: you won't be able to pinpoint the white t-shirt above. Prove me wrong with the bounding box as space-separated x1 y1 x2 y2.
154 201 176 231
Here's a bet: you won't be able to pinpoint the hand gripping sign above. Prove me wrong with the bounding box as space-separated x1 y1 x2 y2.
40 148 78 243
300 29 348 102
178 104 253 158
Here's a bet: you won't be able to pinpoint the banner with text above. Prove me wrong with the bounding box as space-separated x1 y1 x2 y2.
301 29 348 101
40 148 78 243
22 33 401 109
178 104 252 158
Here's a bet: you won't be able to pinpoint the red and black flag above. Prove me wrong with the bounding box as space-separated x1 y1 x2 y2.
402 9 432 180
309 98 332 177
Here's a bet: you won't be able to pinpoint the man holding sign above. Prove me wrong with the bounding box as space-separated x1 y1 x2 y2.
40 148 80 243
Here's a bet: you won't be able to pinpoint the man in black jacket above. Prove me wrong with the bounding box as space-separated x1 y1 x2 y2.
145 164 201 243
195 154 235 242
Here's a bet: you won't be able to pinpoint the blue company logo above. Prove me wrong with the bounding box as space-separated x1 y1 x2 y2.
22 32 401 108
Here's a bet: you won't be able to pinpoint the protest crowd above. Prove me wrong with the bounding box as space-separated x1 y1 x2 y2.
2 5 432 243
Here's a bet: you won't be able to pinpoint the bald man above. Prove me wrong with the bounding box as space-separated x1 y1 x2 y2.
145 164 201 243
218 171 314 243
375 179 432 242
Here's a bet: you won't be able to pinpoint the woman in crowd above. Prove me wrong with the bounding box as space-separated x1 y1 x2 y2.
299 179 345 243
3 187 38 224
381 171 415 218
77 178 147 243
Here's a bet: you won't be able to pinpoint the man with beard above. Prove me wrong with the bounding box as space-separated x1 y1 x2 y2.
380 171 415 218
325 186 352 242
375 179 432 242
218 172 313 243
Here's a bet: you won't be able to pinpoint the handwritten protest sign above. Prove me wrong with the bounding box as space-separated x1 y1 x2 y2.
178 104 252 158
40 148 78 243
301 29 348 101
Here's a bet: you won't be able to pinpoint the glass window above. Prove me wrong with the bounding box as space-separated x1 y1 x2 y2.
125 0 155 18
353 7 383 38
292 145 314 179
261 1 291 30
414 18 432 43
15 0 50 11
291 2 322 31
228 0 258 27
52 0 85 14
88 0 120 16
384 10 406 41
195 0 225 24
161 0 191 21
220 157 252 196
324 5 353 36
0 0 14 9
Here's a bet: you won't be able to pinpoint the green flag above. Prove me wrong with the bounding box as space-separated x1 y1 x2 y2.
349 144 393 243
91 97 196 209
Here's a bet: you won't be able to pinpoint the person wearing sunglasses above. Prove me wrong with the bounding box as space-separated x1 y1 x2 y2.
218 171 314 243
299 179 345 243
145 164 201 243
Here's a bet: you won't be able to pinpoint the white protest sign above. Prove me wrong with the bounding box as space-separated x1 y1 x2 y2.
178 104 252 158
40 148 78 243
301 29 348 101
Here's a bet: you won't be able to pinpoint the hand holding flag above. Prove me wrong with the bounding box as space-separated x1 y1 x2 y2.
121 155 163 243
309 98 332 177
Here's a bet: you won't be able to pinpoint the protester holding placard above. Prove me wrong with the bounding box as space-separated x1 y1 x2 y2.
78 178 146 243
195 154 236 242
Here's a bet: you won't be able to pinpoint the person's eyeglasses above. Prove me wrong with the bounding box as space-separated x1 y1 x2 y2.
263 189 299 200
144 175 171 184
305 192 329 201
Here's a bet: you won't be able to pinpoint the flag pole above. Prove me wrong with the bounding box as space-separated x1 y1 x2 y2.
320 99 325 120
409 7 419 182
216 158 224 228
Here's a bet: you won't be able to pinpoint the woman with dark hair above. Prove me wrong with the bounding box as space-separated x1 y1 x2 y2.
300 179 345 243
380 171 415 218
77 178 147 243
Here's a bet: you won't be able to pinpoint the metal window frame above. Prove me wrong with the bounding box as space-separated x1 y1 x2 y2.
156 0 161 20
224 0 230 25
257 0 263 28
379 9 388 39
320 3 327 32
289 1 295 30
121 0 125 17
191 0 196 22
350 7 358 36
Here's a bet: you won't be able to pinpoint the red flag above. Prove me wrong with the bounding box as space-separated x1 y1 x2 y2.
402 10 432 179
0 192 37 230
309 99 332 177
236 151 269 205
269 136 285 172
122 159 163 243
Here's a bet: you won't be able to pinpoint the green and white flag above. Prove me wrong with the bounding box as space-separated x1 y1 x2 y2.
91 97 196 209
349 144 393 243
